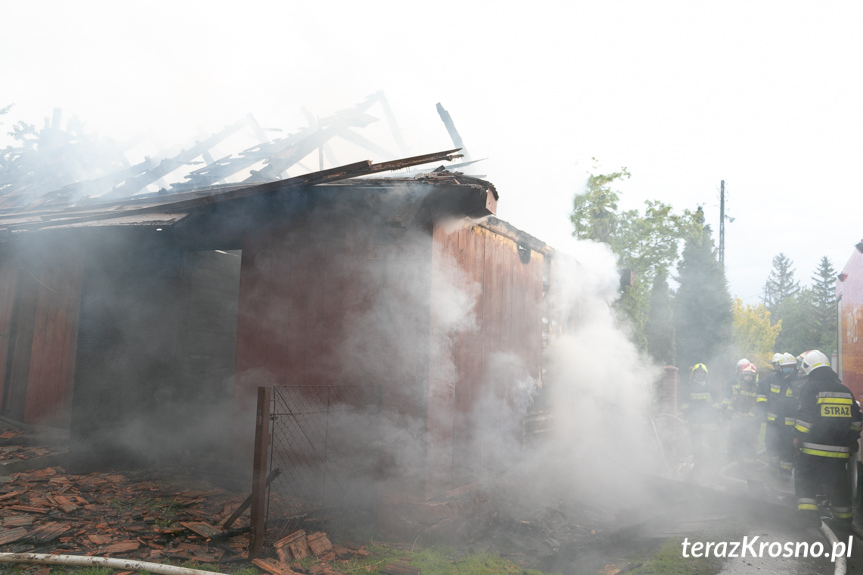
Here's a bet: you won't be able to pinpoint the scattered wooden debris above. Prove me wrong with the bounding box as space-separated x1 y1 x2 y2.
306 531 333 557
274 529 310 561
0 460 381 575
0 465 252 566
253 557 303 575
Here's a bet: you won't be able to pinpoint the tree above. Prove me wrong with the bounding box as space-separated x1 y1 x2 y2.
646 267 675 365
571 163 699 347
674 225 734 374
810 256 838 352
731 298 781 369
773 290 818 354
771 257 838 355
570 167 629 245
762 253 800 312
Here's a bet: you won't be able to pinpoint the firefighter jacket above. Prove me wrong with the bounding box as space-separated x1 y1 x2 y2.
756 370 776 421
775 372 804 432
765 371 792 427
793 367 863 458
730 377 759 418
681 382 722 426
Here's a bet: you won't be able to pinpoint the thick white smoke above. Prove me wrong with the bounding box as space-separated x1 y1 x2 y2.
498 238 663 510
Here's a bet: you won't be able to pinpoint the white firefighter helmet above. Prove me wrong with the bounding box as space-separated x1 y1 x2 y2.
780 353 797 367
737 358 751 374
771 353 783 366
800 350 830 376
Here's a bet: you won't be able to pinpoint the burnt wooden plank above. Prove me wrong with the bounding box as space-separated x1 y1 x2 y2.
6 269 39 421
0 526 29 545
3 516 33 528
28 521 69 544
180 521 222 539
0 265 19 413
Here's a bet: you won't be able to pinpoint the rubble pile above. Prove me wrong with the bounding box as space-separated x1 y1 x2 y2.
0 465 251 564
253 530 385 575
0 465 377 574
0 429 67 470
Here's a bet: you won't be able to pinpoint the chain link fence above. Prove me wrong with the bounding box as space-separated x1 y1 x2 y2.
251 385 382 549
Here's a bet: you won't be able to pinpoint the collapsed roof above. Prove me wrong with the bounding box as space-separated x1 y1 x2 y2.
0 94 496 234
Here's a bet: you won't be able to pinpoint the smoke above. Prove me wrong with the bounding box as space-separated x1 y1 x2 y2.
3 102 668 531
491 238 664 511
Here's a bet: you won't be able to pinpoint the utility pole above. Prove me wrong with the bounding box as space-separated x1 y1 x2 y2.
719 180 725 267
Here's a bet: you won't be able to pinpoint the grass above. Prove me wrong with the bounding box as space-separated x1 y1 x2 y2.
626 537 726 575
6 545 546 575
330 542 551 574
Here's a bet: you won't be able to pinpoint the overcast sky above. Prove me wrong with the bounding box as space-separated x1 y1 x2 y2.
3 1 862 304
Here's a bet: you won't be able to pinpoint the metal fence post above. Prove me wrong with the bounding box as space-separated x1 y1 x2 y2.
249 386 272 558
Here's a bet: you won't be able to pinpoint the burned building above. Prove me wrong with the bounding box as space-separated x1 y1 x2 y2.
0 108 564 546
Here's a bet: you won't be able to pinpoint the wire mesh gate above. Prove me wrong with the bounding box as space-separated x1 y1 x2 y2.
249 385 382 556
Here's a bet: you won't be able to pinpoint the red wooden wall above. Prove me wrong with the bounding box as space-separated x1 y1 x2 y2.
23 260 83 427
0 255 82 428
426 223 545 494
234 210 547 498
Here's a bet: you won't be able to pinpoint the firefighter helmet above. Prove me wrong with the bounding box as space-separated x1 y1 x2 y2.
691 363 709 383
771 353 783 366
740 362 757 382
800 350 830 376
736 358 750 374
779 353 797 367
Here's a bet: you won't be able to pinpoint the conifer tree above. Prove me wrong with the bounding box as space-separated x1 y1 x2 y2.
762 253 800 313
674 226 734 374
811 256 837 352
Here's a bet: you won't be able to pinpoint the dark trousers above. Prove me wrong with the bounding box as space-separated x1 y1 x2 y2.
777 427 796 470
765 424 780 462
794 452 851 526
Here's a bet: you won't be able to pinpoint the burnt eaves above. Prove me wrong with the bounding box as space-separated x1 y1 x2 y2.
0 150 466 235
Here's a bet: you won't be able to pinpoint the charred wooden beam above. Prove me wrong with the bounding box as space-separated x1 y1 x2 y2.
0 149 463 232
436 103 468 158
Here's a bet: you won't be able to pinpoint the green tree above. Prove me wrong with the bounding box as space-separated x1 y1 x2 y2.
771 257 838 355
570 166 629 244
646 267 675 365
762 253 800 313
811 256 838 353
773 290 818 354
674 225 734 373
731 298 781 369
571 164 699 347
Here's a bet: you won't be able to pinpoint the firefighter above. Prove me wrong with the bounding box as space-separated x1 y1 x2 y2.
728 362 759 464
681 363 722 478
793 350 863 528
724 358 751 412
763 352 788 470
774 353 804 473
